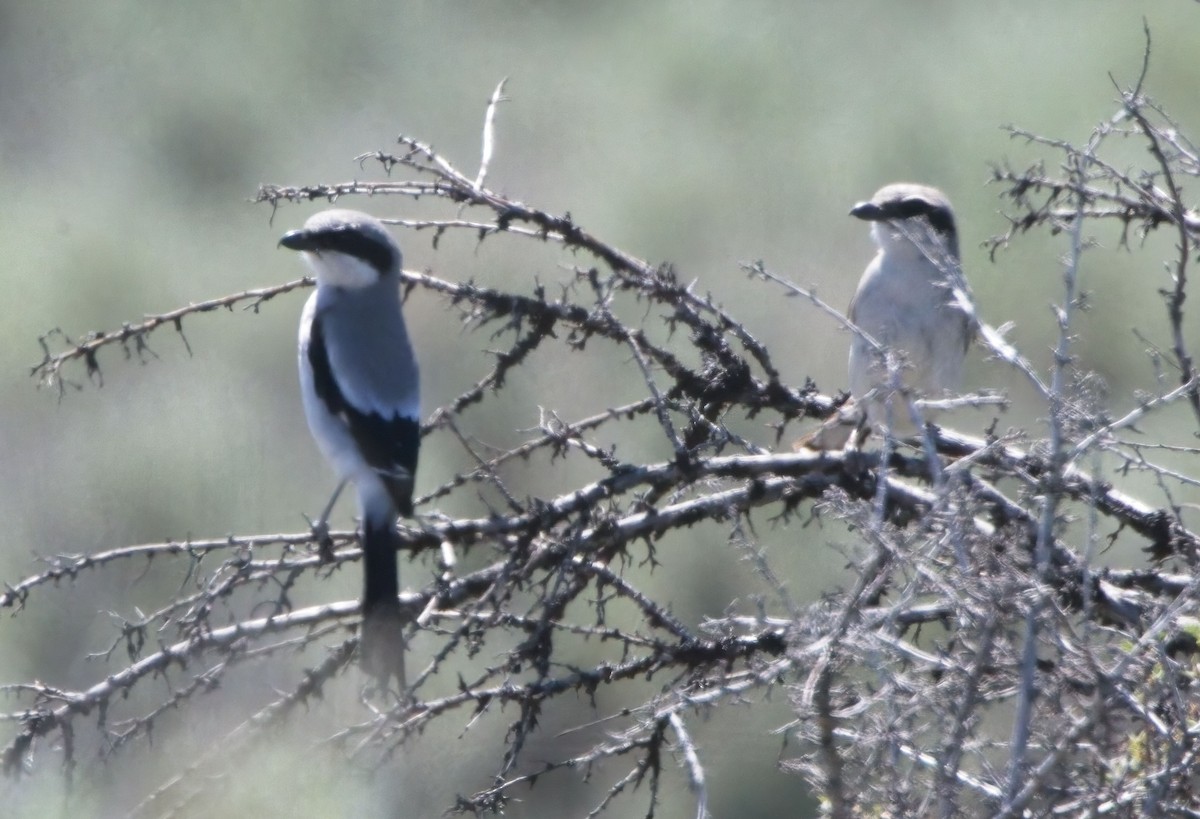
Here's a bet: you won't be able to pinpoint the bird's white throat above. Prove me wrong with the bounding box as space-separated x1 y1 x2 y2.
302 250 381 290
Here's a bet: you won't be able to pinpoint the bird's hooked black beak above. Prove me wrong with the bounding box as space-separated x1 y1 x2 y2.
849 201 885 221
279 229 316 251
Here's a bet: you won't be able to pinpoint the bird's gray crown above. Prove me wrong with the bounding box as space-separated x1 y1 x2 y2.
850 183 956 237
279 209 400 275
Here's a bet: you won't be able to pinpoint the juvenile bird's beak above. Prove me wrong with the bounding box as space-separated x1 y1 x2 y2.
279 229 315 251
849 201 885 221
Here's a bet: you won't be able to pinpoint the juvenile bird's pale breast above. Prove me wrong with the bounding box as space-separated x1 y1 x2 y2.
848 249 967 411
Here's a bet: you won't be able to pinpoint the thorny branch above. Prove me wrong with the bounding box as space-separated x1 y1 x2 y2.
11 37 1200 817
30 279 312 395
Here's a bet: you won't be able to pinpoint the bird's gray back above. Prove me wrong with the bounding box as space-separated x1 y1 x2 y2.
316 282 419 417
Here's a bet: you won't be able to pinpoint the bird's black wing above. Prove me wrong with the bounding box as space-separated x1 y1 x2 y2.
307 311 420 515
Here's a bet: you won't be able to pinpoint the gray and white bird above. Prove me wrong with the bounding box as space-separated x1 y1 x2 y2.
803 183 971 449
280 209 420 683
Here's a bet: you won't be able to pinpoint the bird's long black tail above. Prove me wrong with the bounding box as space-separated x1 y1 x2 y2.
360 517 406 688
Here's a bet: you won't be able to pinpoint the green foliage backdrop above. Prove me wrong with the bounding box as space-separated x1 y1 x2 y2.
2 3 1199 817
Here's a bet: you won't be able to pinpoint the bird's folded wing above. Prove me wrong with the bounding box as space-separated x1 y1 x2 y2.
307 310 420 514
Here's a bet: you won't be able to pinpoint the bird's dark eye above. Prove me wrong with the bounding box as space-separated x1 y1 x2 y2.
890 198 955 235
312 227 395 273
923 207 955 236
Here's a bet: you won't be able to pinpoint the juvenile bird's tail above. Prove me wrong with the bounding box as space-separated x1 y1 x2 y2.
794 398 867 451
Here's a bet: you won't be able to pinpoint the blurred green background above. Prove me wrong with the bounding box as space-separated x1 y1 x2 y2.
2 2 1199 817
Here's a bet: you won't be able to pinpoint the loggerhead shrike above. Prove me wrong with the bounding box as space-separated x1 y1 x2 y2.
803 183 970 449
280 209 419 684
